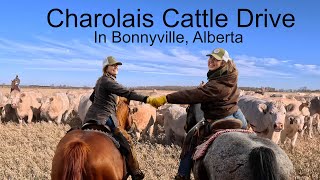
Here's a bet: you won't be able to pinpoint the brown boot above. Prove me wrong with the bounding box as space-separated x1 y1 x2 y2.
126 148 144 180
113 128 144 180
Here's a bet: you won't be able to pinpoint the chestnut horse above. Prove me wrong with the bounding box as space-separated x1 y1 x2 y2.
51 97 131 180
10 80 20 92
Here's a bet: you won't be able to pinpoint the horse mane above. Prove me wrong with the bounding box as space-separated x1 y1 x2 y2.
116 97 130 130
249 146 280 180
62 140 90 180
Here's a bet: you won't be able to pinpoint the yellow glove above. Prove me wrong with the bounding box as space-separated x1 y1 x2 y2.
147 95 167 108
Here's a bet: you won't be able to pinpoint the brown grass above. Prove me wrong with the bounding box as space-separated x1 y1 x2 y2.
0 122 319 180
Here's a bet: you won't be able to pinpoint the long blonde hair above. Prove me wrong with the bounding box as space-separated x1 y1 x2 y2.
221 59 237 73
103 66 108 75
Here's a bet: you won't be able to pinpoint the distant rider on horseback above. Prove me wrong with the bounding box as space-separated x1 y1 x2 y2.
11 75 21 92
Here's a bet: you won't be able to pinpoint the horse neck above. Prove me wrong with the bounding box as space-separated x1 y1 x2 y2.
116 99 130 130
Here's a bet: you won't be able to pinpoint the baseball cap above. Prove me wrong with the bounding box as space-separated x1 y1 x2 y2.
206 48 231 62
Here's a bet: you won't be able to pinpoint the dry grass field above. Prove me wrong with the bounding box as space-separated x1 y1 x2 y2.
0 87 319 179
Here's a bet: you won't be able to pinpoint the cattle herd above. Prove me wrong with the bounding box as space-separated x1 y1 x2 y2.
0 87 320 178
1 88 319 148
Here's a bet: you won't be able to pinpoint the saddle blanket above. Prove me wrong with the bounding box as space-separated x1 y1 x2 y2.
192 129 254 160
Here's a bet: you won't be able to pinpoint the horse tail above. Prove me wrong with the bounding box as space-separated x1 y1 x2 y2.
62 140 90 180
249 146 280 180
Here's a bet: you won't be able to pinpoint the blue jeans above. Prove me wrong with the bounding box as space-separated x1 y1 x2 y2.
177 108 247 177
105 116 116 132
224 108 247 129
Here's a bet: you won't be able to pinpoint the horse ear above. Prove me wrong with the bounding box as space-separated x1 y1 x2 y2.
258 103 267 114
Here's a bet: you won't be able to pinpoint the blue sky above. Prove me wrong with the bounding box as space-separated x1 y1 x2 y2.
0 0 319 89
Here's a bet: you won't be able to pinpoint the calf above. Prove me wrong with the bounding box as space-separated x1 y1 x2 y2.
280 115 305 152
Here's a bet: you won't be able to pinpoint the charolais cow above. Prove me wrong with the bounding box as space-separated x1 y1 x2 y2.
77 92 92 124
67 91 88 114
40 92 70 124
280 115 305 152
9 90 42 124
238 96 286 143
158 104 187 145
307 96 320 138
0 92 8 107
0 92 8 122
128 104 156 140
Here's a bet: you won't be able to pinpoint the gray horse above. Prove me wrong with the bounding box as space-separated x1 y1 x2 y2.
192 131 294 180
186 104 294 180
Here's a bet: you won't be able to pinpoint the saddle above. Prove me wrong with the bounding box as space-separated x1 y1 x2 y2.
81 120 112 133
192 119 250 161
207 118 243 134
181 118 243 158
81 120 131 157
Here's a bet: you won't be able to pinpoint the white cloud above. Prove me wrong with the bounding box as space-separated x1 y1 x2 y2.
294 64 320 75
234 56 292 78
1 37 318 82
234 55 284 66
24 67 99 71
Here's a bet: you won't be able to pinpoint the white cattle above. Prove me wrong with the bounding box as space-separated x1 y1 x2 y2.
0 92 8 122
268 97 312 141
128 104 156 140
66 91 88 120
9 90 43 124
307 97 320 138
238 96 286 143
158 104 187 145
78 92 92 124
280 114 305 152
40 92 70 124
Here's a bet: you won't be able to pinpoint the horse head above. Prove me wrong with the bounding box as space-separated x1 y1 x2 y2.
116 97 132 131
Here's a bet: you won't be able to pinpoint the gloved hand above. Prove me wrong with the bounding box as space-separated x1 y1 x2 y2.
146 95 167 108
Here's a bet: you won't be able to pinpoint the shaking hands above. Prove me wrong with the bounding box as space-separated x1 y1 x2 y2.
146 95 167 108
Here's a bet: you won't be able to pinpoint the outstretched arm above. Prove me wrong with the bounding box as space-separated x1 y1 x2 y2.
103 79 147 102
